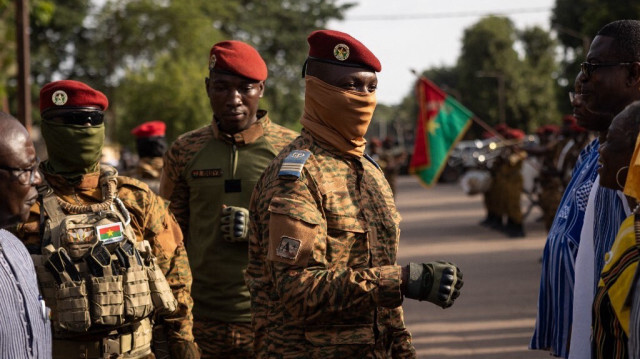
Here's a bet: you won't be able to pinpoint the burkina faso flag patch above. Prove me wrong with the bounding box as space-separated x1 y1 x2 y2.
96 222 124 244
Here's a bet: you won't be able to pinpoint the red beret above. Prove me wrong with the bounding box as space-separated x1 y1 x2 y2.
209 40 267 81
40 80 108 114
307 30 381 72
131 121 166 138
506 128 526 140
563 114 578 125
536 124 560 135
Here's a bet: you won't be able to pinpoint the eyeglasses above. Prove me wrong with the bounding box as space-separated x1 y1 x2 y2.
580 62 635 78
0 157 41 185
44 110 104 126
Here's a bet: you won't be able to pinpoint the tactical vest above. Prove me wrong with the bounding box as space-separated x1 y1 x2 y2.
31 166 177 359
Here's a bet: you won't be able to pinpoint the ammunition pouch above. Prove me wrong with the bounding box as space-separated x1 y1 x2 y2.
123 265 153 320
52 317 153 359
89 274 124 326
57 279 91 332
143 249 178 314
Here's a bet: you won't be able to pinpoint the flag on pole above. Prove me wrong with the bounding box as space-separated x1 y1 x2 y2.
410 77 473 187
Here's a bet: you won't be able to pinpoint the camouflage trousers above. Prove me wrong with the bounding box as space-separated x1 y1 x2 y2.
193 319 254 359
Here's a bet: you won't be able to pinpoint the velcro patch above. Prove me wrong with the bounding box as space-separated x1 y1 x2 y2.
276 236 301 260
192 168 223 178
279 150 311 178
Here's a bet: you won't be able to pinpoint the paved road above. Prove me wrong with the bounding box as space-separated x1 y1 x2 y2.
395 175 551 358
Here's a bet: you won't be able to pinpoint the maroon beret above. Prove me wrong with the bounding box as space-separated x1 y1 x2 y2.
307 30 381 72
209 40 267 81
131 121 166 138
40 80 108 114
506 128 526 140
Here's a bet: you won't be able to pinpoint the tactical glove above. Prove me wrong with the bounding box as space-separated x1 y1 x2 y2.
220 206 250 242
405 261 463 308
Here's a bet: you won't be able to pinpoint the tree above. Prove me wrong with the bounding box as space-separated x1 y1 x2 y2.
551 0 640 114
215 0 354 128
456 16 524 134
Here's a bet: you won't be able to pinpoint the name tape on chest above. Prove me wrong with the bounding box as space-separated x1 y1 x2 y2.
276 236 301 260
191 168 223 178
279 150 311 178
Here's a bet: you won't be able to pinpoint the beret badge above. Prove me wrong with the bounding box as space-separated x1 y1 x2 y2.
209 54 217 71
52 90 68 106
333 43 350 61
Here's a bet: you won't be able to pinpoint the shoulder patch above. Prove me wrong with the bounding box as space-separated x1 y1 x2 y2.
279 150 311 178
363 153 381 170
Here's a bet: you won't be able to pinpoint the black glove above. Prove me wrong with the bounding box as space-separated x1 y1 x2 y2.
220 206 250 242
405 261 463 308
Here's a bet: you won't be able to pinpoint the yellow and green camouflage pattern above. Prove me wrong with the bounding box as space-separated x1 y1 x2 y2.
16 167 196 349
246 129 416 358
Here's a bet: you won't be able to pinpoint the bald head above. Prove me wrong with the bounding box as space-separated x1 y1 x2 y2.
0 112 41 226
0 112 30 157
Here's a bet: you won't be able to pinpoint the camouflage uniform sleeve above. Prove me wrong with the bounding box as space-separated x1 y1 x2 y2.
159 141 191 239
256 178 403 323
135 188 195 345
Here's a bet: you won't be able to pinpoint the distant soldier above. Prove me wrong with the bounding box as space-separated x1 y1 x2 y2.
501 128 527 238
246 29 463 358
130 121 167 193
480 123 510 230
527 124 563 231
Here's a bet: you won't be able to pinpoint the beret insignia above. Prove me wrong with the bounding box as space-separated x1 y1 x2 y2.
333 43 350 61
52 90 68 106
209 54 217 71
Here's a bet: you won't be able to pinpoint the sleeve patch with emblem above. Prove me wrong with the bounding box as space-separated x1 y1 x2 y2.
279 150 311 178
276 236 301 260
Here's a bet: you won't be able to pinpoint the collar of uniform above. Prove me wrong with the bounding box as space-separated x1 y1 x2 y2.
42 168 101 194
211 110 268 146
301 128 361 161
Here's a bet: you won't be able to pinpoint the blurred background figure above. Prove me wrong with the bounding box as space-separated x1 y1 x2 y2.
381 136 406 197
130 120 167 193
526 124 562 231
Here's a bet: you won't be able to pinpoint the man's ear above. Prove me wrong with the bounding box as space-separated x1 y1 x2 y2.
627 62 640 87
258 80 265 98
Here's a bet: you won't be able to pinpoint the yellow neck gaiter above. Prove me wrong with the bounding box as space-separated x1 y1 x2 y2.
300 75 376 157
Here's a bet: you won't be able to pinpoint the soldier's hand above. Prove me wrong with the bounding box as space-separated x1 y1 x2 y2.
404 261 463 308
220 206 250 242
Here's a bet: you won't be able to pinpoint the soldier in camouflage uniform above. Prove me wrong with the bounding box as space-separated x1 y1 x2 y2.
245 30 464 358
16 80 199 358
129 121 168 194
160 41 298 358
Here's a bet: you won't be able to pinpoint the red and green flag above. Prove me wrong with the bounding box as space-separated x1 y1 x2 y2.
410 77 473 187
96 223 124 243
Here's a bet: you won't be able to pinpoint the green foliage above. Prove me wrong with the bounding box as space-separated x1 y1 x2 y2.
551 0 640 114
216 0 354 127
115 53 211 148
382 17 560 139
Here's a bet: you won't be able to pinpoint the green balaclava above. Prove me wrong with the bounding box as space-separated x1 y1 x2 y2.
41 121 105 181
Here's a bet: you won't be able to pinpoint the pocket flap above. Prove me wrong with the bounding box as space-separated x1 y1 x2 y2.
305 324 375 345
269 196 322 225
325 214 366 233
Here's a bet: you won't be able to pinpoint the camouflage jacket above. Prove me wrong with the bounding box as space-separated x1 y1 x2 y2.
245 130 416 358
160 111 298 322
16 167 196 346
